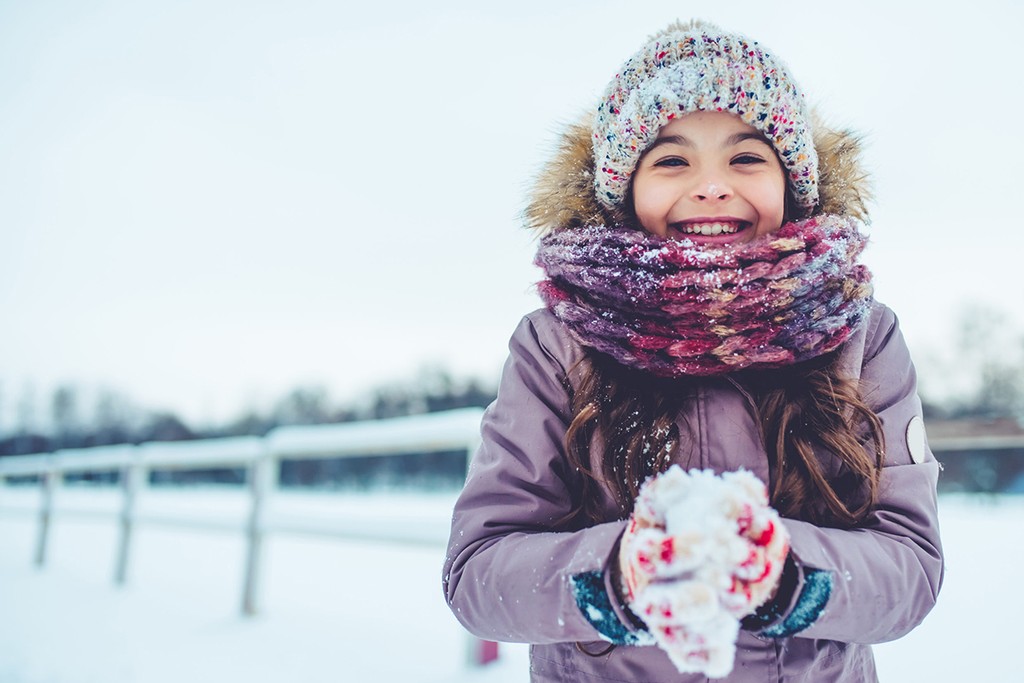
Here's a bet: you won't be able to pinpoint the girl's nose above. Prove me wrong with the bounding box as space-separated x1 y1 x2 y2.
693 180 732 202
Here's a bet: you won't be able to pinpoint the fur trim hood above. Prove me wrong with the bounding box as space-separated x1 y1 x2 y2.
525 115 871 233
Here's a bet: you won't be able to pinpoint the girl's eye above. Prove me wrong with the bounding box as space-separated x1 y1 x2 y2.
732 154 765 165
653 157 688 168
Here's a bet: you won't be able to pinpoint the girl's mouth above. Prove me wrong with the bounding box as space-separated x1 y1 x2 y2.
674 220 748 236
667 219 753 244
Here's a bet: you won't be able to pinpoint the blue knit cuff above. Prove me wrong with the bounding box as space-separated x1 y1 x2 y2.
741 553 799 632
760 568 833 638
569 570 648 645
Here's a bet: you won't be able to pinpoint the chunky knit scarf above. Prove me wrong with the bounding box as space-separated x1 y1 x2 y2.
535 215 873 377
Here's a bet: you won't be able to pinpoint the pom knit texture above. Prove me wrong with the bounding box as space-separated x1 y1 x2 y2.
593 21 818 211
535 216 873 377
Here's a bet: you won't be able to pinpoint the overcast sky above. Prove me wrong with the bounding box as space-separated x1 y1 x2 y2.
1 0 1021 428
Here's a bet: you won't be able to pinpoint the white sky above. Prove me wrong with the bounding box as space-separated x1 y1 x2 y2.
2 0 1022 427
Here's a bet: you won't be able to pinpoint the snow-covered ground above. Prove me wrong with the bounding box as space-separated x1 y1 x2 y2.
0 487 1019 682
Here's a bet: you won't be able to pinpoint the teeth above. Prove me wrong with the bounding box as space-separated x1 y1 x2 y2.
680 222 742 235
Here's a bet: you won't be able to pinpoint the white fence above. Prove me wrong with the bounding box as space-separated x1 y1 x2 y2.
0 407 497 667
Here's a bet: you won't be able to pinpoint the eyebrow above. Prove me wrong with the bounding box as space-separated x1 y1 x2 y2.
647 134 690 150
646 130 772 151
726 131 772 147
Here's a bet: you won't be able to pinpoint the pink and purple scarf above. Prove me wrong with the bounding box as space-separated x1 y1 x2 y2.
535 215 873 377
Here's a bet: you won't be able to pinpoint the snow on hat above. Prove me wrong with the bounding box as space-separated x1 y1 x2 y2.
593 21 818 213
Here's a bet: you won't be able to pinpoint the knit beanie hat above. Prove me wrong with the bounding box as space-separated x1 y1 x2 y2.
593 21 818 214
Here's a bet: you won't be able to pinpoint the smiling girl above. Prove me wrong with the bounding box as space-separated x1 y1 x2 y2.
443 20 943 682
631 112 787 244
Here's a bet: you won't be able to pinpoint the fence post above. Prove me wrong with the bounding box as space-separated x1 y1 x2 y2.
241 444 277 616
114 451 145 585
467 638 500 667
33 461 59 568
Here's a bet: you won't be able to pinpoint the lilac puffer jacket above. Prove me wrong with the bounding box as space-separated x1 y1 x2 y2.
443 303 943 682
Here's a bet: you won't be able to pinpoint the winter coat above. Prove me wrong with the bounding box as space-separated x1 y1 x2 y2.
442 118 944 682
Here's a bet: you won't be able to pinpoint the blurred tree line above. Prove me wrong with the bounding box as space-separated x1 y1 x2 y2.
0 369 495 489
918 306 1024 422
1 306 1021 487
0 369 495 455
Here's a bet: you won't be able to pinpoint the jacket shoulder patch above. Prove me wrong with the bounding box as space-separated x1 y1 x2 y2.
907 415 927 464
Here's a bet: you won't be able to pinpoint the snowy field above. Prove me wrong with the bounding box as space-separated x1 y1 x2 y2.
0 487 1020 683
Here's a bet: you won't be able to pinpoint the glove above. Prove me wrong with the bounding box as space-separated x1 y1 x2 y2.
618 466 790 677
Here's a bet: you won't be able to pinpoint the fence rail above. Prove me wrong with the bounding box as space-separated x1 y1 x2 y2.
927 434 1024 451
0 407 496 667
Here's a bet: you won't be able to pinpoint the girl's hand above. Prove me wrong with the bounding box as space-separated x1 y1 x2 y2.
617 466 790 676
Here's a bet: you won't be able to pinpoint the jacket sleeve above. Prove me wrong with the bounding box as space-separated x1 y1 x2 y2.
442 312 640 645
754 304 944 644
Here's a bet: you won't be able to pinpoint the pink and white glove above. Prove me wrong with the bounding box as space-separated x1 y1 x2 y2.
618 466 790 678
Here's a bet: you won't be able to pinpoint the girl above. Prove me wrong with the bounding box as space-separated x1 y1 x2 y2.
443 20 942 682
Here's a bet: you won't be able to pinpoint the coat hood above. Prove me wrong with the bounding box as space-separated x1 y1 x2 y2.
525 115 871 234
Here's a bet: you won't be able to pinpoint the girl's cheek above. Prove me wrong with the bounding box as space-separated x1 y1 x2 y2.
750 181 787 233
632 180 673 232
634 205 667 236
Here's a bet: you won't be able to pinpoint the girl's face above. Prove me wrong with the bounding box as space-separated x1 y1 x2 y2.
631 111 787 245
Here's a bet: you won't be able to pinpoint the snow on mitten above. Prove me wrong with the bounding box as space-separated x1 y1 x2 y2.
716 470 791 618
618 465 706 602
618 466 790 678
637 582 740 679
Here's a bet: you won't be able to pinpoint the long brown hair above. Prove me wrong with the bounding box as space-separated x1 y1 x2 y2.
562 350 884 529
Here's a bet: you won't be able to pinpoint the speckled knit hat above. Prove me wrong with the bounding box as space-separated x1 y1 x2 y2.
593 21 818 213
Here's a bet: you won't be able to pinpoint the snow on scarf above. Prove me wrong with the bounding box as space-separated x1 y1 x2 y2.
535 215 873 377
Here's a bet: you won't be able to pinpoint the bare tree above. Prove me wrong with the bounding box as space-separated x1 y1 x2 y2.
946 306 1024 419
51 384 80 449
